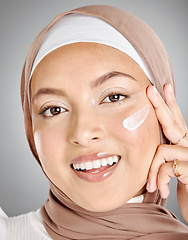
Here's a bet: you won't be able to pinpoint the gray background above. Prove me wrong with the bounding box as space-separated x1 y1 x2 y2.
0 0 187 225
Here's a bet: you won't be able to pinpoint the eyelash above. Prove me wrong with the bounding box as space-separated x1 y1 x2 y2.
39 92 128 117
39 105 67 117
101 91 129 104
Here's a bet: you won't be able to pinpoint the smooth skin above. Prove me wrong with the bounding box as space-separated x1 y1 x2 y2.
31 42 160 212
30 42 188 221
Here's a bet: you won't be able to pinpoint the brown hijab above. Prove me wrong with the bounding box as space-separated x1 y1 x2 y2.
21 5 188 239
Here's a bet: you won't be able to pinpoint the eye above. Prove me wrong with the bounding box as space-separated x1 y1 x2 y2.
40 106 67 117
102 93 127 103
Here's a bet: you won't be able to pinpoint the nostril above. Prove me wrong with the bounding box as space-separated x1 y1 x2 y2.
87 137 101 144
71 129 105 146
92 137 99 140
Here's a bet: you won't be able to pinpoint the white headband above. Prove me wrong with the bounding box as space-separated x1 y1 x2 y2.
30 13 154 83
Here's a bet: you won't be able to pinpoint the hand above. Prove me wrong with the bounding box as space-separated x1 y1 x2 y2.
146 84 188 223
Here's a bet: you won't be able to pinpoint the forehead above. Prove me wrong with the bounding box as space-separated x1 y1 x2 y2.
31 43 149 92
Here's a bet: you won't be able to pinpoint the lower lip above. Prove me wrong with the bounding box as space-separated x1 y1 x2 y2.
71 159 121 183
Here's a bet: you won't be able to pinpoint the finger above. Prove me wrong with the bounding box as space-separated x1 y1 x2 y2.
158 160 188 198
147 144 188 193
147 85 187 145
157 162 172 198
163 84 187 135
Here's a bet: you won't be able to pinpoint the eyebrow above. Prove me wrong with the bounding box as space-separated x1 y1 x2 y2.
32 88 67 103
32 71 136 102
90 71 137 88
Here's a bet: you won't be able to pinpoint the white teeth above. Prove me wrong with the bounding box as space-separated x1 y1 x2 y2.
85 161 93 170
107 156 114 165
113 155 119 163
76 164 80 169
80 162 85 170
101 158 108 166
72 155 120 171
92 160 101 169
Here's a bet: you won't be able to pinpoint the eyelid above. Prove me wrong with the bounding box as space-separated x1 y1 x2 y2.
39 105 67 116
100 91 129 104
39 100 67 110
38 101 69 117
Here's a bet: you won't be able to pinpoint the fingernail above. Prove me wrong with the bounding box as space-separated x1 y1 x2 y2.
167 84 176 99
146 182 149 190
168 84 173 93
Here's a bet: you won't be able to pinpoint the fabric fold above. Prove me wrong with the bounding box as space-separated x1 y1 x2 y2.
40 187 188 239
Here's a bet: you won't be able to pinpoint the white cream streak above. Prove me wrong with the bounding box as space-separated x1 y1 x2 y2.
123 104 150 131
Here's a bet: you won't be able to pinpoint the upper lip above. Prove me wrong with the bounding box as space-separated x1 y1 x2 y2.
70 152 120 165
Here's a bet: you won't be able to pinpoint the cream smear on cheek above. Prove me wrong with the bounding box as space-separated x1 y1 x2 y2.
123 104 150 131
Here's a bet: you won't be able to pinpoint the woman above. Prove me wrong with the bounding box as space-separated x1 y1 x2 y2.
1 5 188 239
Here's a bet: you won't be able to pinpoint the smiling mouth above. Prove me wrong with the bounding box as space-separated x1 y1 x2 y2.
70 155 121 182
71 155 119 172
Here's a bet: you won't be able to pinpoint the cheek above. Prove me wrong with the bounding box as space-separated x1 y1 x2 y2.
105 104 160 159
33 127 64 167
123 104 149 131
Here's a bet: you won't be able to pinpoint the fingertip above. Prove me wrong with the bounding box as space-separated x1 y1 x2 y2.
163 83 176 105
163 83 175 96
146 85 159 99
160 191 169 199
146 85 154 101
146 180 157 193
163 83 173 92
147 85 156 93
158 183 170 199
146 182 150 191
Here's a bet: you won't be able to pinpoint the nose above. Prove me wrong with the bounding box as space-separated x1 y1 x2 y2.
68 112 105 147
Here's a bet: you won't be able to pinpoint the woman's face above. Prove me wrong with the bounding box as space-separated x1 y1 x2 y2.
31 43 160 212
